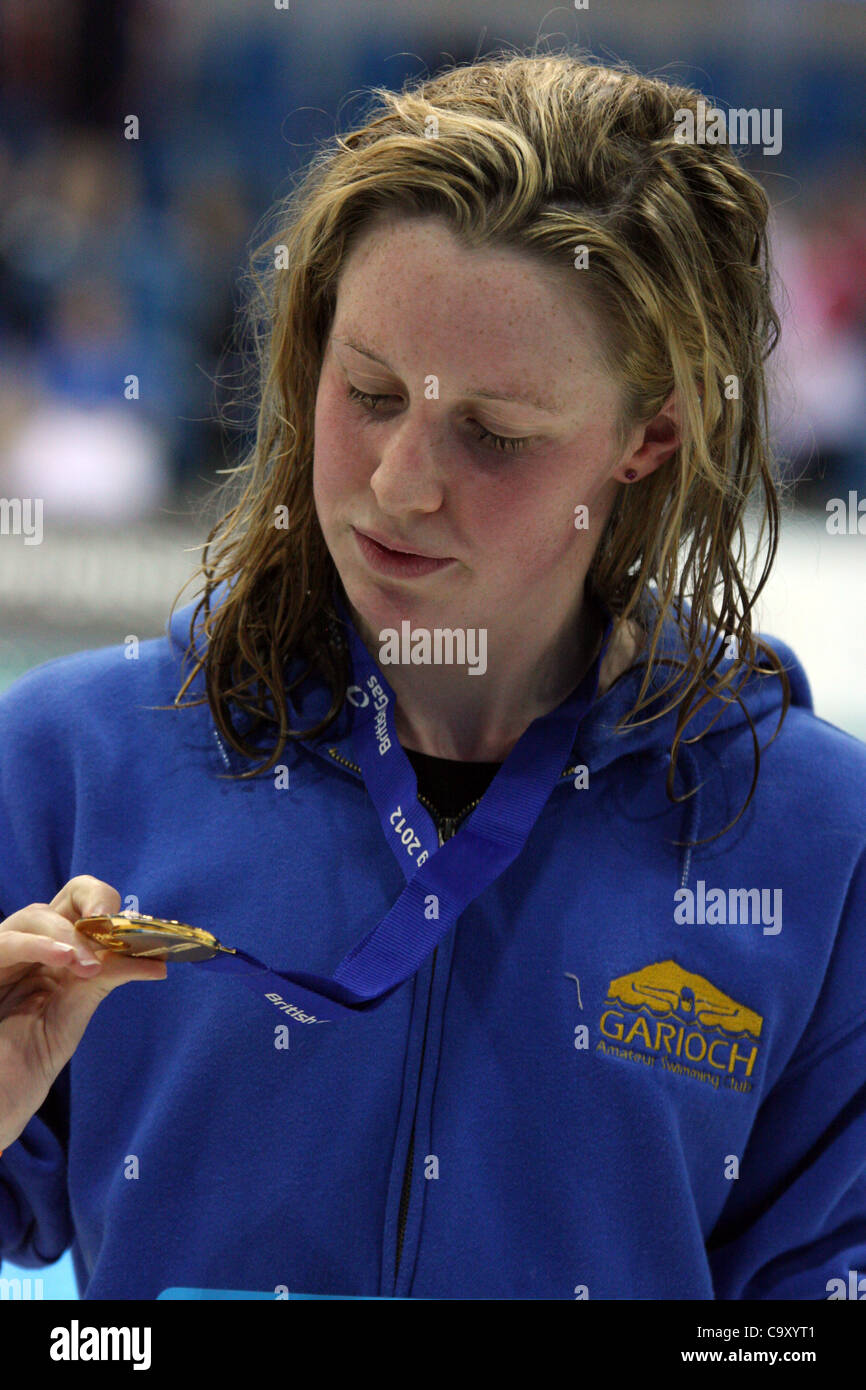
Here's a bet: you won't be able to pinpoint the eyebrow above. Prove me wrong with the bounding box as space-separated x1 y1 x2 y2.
332 334 563 414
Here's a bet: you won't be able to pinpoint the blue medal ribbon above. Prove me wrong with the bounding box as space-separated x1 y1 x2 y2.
200 596 613 1028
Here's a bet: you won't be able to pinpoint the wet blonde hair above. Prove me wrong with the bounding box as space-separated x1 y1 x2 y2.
171 48 791 845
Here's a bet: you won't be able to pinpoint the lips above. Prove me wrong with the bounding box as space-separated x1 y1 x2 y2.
352 527 456 579
354 527 445 560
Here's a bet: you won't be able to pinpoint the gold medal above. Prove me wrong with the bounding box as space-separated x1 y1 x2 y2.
74 912 237 962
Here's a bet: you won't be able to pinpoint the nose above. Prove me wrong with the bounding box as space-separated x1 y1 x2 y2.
368 416 446 518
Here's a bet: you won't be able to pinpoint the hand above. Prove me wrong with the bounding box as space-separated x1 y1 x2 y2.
0 876 166 1151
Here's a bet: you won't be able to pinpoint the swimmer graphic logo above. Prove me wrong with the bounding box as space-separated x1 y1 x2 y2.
595 960 763 1093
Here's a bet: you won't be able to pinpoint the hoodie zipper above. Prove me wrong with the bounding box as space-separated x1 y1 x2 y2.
392 796 482 1284
326 745 572 1285
327 746 582 785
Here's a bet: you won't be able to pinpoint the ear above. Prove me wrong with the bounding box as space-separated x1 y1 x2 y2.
613 390 684 485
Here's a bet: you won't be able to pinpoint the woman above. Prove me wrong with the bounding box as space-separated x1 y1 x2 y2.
0 52 864 1301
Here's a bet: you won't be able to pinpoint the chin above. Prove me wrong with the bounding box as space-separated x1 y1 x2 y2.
346 572 415 624
343 571 442 639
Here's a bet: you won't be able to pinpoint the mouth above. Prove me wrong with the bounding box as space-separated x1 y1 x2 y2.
354 527 445 559
351 527 456 578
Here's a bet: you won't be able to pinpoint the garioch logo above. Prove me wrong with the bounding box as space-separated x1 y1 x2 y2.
596 960 763 1094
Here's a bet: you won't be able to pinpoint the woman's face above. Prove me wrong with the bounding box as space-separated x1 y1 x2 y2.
313 214 630 648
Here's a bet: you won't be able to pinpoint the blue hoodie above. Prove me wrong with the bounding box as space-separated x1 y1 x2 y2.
1 588 865 1300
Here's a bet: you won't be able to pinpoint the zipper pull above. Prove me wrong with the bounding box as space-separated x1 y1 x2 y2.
439 815 457 845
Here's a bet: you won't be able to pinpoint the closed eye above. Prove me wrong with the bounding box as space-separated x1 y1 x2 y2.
346 384 530 454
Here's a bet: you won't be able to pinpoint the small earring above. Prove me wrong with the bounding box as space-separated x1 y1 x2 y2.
624 469 638 481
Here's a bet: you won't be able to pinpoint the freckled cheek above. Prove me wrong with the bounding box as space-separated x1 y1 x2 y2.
467 472 578 574
514 522 577 580
313 397 371 507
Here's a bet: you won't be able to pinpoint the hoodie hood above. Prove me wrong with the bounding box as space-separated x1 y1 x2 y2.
167 580 813 885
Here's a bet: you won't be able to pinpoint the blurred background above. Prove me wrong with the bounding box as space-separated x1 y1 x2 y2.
0 0 864 1298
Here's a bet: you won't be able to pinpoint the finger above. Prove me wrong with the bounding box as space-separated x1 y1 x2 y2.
0 926 103 971
80 952 168 991
48 876 122 924
0 946 166 1016
3 907 105 966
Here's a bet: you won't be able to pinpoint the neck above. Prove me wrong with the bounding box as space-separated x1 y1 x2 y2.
350 594 609 762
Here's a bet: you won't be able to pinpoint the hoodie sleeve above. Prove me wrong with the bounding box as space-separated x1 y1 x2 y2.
707 848 866 1300
0 1068 73 1269
0 660 75 1270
